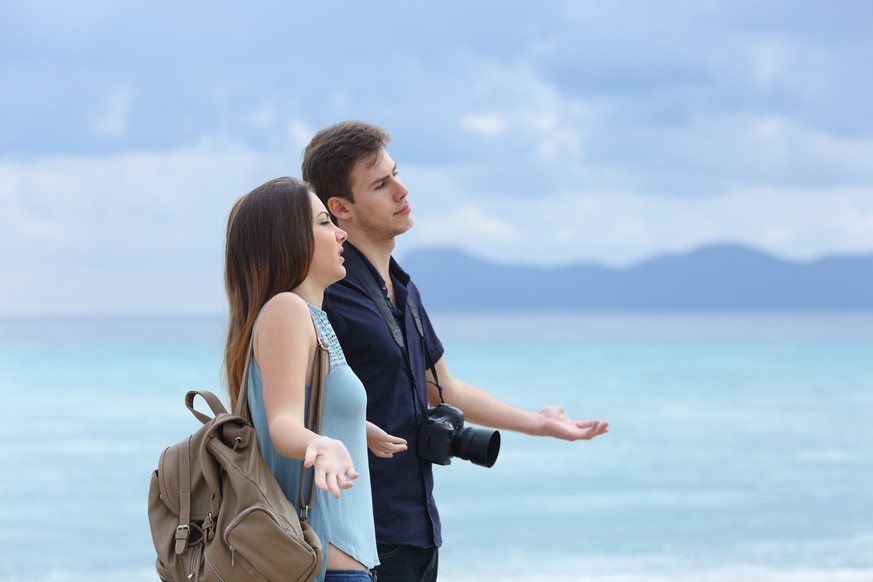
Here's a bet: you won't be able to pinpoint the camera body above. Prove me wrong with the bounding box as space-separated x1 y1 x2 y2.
417 403 500 468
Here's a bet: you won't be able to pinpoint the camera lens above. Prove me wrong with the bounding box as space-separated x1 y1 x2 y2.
452 426 500 468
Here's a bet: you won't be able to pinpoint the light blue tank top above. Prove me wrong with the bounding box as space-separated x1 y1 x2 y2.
247 303 378 580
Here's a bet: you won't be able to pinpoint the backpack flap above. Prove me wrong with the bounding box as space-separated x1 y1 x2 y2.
157 415 250 515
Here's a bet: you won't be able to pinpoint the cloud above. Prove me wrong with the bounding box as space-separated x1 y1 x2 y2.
2 141 253 252
0 139 293 313
461 114 506 137
3 0 873 314
285 119 317 155
90 86 137 138
402 182 873 267
5 141 869 314
410 204 522 247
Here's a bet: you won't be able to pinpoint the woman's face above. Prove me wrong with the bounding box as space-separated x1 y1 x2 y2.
309 191 348 286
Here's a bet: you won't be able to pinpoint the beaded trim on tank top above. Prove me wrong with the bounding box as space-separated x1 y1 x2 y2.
307 303 347 370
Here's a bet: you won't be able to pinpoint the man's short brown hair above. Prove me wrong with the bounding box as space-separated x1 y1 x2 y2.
301 120 391 207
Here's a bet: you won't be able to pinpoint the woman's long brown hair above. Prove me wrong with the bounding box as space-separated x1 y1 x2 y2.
224 177 314 411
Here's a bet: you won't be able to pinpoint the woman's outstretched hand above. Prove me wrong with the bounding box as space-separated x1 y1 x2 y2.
303 435 359 498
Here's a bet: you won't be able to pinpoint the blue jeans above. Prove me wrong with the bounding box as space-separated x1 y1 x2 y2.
324 570 377 581
374 544 438 582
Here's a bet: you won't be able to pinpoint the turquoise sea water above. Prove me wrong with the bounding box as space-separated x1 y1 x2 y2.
1 312 871 581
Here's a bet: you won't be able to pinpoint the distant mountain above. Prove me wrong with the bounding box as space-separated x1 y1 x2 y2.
399 243 873 311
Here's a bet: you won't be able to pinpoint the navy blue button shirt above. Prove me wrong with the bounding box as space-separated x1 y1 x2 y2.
323 243 445 549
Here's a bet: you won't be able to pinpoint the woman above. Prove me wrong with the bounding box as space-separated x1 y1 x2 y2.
224 177 406 581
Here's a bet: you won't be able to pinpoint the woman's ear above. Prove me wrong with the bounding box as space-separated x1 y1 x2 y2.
327 196 351 220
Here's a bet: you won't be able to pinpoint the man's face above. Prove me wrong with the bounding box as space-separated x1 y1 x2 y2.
344 149 413 241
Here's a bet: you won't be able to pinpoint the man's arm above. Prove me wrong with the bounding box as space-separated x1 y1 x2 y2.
425 356 608 441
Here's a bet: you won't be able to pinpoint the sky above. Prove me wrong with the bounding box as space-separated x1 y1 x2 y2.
2 0 872 315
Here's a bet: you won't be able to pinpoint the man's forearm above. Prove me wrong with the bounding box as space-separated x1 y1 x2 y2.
438 376 544 435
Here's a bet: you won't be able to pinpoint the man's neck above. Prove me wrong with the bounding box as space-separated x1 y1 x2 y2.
346 233 395 281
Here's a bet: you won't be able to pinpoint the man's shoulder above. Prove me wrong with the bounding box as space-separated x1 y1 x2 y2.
324 276 379 323
325 272 366 303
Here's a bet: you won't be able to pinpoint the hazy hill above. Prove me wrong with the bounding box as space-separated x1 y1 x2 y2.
400 243 873 311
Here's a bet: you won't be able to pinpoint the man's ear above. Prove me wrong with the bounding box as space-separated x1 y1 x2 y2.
327 196 352 220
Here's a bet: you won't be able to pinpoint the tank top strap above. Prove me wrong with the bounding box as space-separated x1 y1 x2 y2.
306 302 347 370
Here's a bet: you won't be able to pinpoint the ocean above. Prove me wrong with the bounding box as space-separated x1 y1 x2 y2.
1 311 871 581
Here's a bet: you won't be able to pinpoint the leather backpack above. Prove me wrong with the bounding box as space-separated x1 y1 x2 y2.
147 326 328 581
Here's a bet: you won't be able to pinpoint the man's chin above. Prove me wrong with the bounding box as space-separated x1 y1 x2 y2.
395 216 414 235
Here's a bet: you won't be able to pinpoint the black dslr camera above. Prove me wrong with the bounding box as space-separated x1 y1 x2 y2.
417 403 501 468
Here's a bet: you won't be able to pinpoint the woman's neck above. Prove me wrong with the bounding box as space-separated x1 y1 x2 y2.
291 282 324 309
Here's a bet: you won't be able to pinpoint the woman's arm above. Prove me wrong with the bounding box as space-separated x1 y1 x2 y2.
255 292 358 497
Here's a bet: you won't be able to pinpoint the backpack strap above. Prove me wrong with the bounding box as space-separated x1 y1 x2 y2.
186 390 228 423
175 436 192 554
173 390 229 555
232 335 256 419
298 319 329 520
228 308 329 521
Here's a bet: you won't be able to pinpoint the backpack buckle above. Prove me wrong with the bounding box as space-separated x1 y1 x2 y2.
174 524 190 554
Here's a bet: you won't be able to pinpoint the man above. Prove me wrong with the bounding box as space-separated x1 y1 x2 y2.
302 121 608 581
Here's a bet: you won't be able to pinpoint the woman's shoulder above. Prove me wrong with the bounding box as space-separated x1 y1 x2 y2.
256 293 313 338
262 291 308 312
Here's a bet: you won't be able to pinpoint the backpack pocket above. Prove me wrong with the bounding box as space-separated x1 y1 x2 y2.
223 504 320 582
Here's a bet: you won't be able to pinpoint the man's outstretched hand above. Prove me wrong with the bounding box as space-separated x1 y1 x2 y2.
535 406 609 441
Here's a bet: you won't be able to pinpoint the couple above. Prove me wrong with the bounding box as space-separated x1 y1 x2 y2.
223 121 609 581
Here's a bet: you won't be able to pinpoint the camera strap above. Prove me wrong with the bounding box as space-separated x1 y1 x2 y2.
341 243 444 410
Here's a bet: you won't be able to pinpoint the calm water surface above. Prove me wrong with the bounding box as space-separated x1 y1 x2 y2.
1 312 871 581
